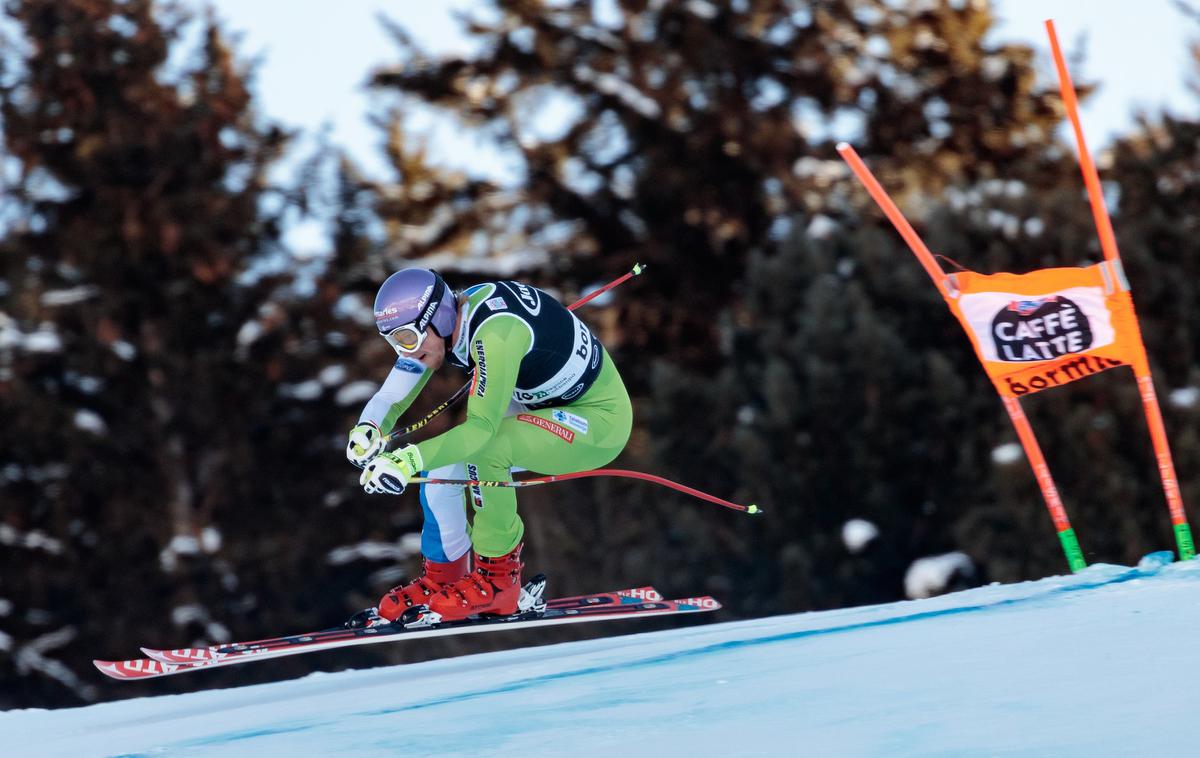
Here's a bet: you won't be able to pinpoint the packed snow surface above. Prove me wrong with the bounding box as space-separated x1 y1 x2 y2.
3 555 1196 756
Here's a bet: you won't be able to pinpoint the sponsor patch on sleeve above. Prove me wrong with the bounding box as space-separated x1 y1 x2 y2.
484 297 508 311
517 413 575 443
394 357 425 374
471 339 488 397
550 409 589 435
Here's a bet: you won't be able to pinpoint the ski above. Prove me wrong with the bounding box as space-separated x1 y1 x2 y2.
142 584 662 665
96 594 717 681
95 586 718 681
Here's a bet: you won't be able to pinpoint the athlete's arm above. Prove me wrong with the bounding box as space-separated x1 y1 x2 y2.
358 356 433 434
416 315 532 470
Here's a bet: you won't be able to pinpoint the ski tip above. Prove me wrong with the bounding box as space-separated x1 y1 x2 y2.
92 660 126 679
140 646 180 663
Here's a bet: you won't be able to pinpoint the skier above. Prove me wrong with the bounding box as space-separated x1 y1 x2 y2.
346 269 633 623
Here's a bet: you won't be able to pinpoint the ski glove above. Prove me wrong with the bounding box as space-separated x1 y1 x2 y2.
346 421 385 468
360 444 424 495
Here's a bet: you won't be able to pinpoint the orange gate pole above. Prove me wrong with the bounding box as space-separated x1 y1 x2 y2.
1046 19 1194 560
837 142 1086 571
1002 397 1085 570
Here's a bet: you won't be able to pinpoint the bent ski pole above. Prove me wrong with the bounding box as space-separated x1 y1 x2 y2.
410 468 762 515
384 263 647 444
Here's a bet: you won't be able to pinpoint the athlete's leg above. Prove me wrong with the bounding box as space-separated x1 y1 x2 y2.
468 352 633 557
419 399 525 559
376 461 474 621
418 462 471 562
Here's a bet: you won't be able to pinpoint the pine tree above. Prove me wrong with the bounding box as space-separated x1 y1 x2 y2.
0 0 289 705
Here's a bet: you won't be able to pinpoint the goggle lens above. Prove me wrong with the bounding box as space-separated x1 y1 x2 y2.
384 324 425 354
392 326 421 350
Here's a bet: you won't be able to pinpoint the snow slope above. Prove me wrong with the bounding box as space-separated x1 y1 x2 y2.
2 554 1195 757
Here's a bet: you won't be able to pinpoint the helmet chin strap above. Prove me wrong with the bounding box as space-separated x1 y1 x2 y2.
442 292 469 365
448 291 465 338
426 270 457 339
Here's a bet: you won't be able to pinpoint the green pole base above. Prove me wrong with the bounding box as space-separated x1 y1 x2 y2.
1174 523 1195 561
1058 528 1087 573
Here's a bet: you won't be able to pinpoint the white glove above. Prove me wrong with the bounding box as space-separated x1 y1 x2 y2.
346 422 385 468
360 444 424 495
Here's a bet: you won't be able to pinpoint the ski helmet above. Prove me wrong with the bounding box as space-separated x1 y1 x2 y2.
373 268 458 354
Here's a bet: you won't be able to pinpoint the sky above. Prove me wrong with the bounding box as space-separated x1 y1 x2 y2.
993 0 1197 144
4 2 1192 253
195 0 1199 175
184 0 1199 253
4 552 1196 755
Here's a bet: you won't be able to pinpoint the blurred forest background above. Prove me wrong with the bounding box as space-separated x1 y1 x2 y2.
4 0 1200 708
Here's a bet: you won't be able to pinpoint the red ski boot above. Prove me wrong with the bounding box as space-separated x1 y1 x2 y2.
377 553 471 622
427 543 524 622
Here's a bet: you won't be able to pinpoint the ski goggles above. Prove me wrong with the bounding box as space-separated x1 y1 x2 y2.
383 323 430 355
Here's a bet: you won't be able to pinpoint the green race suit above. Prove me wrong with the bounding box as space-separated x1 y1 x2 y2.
358 281 633 559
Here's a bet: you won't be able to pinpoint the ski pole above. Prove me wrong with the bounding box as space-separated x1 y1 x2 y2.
384 263 647 445
382 382 471 442
566 262 645 311
410 468 762 515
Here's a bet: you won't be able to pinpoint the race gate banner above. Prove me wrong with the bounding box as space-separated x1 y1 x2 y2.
943 261 1149 398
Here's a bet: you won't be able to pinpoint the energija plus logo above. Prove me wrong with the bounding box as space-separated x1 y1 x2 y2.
472 339 488 397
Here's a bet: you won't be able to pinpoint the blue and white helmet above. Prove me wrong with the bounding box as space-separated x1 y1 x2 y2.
373 268 458 354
